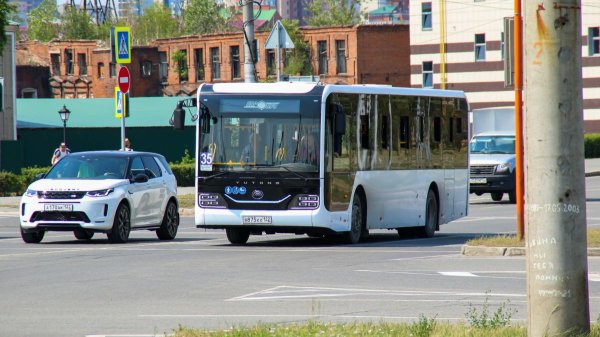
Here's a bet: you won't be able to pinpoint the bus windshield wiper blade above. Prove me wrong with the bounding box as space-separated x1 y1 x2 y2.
200 171 228 181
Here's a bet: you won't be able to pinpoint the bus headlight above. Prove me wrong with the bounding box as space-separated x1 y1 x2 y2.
289 194 319 210
199 193 227 208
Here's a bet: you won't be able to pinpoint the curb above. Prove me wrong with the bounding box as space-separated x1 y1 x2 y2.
461 245 600 256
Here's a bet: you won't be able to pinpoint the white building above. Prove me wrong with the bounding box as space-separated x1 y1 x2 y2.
409 0 600 132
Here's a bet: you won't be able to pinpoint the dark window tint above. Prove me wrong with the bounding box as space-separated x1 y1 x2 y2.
130 157 145 178
400 116 409 149
142 156 162 179
381 115 389 149
156 156 173 175
433 117 441 142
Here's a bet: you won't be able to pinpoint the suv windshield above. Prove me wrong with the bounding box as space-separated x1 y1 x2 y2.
198 104 320 174
46 155 128 179
470 135 515 154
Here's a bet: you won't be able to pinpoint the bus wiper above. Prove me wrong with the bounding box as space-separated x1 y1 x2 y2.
200 171 228 181
273 165 321 181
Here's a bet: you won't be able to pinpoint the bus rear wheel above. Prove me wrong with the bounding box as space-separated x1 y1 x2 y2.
226 228 250 245
418 189 438 238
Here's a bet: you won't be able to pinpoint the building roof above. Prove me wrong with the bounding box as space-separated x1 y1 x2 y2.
369 5 398 15
256 9 277 21
17 97 187 129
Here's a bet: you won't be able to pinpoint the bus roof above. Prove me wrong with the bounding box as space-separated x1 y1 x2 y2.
200 82 467 100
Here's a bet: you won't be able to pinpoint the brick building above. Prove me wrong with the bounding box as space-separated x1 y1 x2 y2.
16 24 410 99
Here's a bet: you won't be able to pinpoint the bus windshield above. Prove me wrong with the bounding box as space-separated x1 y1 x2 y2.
198 108 320 173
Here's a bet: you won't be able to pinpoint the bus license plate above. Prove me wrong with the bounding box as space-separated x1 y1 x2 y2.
469 178 487 184
44 203 73 212
242 216 272 224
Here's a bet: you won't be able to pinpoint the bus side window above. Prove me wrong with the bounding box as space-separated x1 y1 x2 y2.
400 116 409 149
360 115 370 149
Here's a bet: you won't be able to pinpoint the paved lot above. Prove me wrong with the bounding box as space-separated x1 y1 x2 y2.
0 164 599 337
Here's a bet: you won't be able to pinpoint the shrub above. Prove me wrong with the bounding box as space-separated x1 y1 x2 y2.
0 171 23 196
585 133 600 159
171 163 194 187
20 166 51 188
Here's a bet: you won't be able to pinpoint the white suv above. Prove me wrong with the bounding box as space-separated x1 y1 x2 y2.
19 151 179 243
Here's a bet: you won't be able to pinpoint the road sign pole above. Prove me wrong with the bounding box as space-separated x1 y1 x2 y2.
524 1 589 335
276 25 280 81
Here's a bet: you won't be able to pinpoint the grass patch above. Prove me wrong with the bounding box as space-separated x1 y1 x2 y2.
178 194 195 209
171 321 600 337
467 229 600 248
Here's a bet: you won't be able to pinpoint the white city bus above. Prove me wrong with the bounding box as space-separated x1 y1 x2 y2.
192 82 469 244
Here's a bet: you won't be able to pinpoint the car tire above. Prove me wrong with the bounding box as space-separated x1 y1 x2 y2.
156 200 179 240
508 190 516 204
226 228 250 245
344 192 365 244
491 192 504 201
107 203 131 243
74 229 94 240
21 228 44 244
418 189 438 238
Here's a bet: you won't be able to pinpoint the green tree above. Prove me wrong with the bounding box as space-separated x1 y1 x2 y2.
306 0 362 27
27 0 59 42
60 6 98 40
182 0 229 35
0 0 17 54
281 19 312 76
132 3 180 45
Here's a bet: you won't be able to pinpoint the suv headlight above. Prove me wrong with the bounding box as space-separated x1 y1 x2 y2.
496 162 511 173
24 189 37 197
86 188 114 197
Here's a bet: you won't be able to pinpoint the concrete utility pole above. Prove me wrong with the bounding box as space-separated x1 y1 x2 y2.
243 1 256 83
524 1 590 336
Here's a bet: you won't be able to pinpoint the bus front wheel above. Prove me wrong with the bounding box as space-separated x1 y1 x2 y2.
345 193 366 244
226 228 250 245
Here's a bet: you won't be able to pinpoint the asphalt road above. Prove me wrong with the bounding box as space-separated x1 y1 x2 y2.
1 177 600 337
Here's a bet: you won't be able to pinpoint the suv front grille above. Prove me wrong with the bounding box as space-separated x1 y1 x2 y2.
30 211 90 223
38 191 86 199
470 165 496 175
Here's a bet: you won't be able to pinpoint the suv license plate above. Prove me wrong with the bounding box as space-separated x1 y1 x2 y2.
470 178 487 184
44 204 73 212
242 216 272 224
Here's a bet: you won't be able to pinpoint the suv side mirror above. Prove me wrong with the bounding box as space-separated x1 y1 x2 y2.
132 173 149 183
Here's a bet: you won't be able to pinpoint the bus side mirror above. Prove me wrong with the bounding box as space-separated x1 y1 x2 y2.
201 111 211 134
173 105 185 130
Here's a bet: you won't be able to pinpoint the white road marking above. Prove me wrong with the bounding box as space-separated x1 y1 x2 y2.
227 285 525 302
439 271 478 277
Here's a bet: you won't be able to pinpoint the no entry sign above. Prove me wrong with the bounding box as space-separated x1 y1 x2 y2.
118 66 130 94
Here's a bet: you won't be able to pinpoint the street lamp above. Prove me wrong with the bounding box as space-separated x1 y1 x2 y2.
58 105 71 145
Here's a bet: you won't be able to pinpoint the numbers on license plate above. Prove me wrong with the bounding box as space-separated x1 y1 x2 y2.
44 204 73 212
242 216 272 224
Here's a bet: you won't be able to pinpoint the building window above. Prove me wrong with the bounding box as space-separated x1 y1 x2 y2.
65 49 74 75
141 60 152 77
210 47 221 80
422 2 432 30
230 46 241 79
589 27 600 56
51 54 61 75
500 33 504 60
109 62 116 78
422 61 433 88
159 52 168 82
267 49 276 76
335 40 346 74
77 53 87 75
177 49 188 82
317 40 327 75
97 62 104 78
194 48 204 81
475 33 486 61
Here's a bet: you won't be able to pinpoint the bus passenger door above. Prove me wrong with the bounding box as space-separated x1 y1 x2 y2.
325 100 354 212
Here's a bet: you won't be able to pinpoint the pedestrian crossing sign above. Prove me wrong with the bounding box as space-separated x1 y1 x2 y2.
114 87 129 118
113 27 131 64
